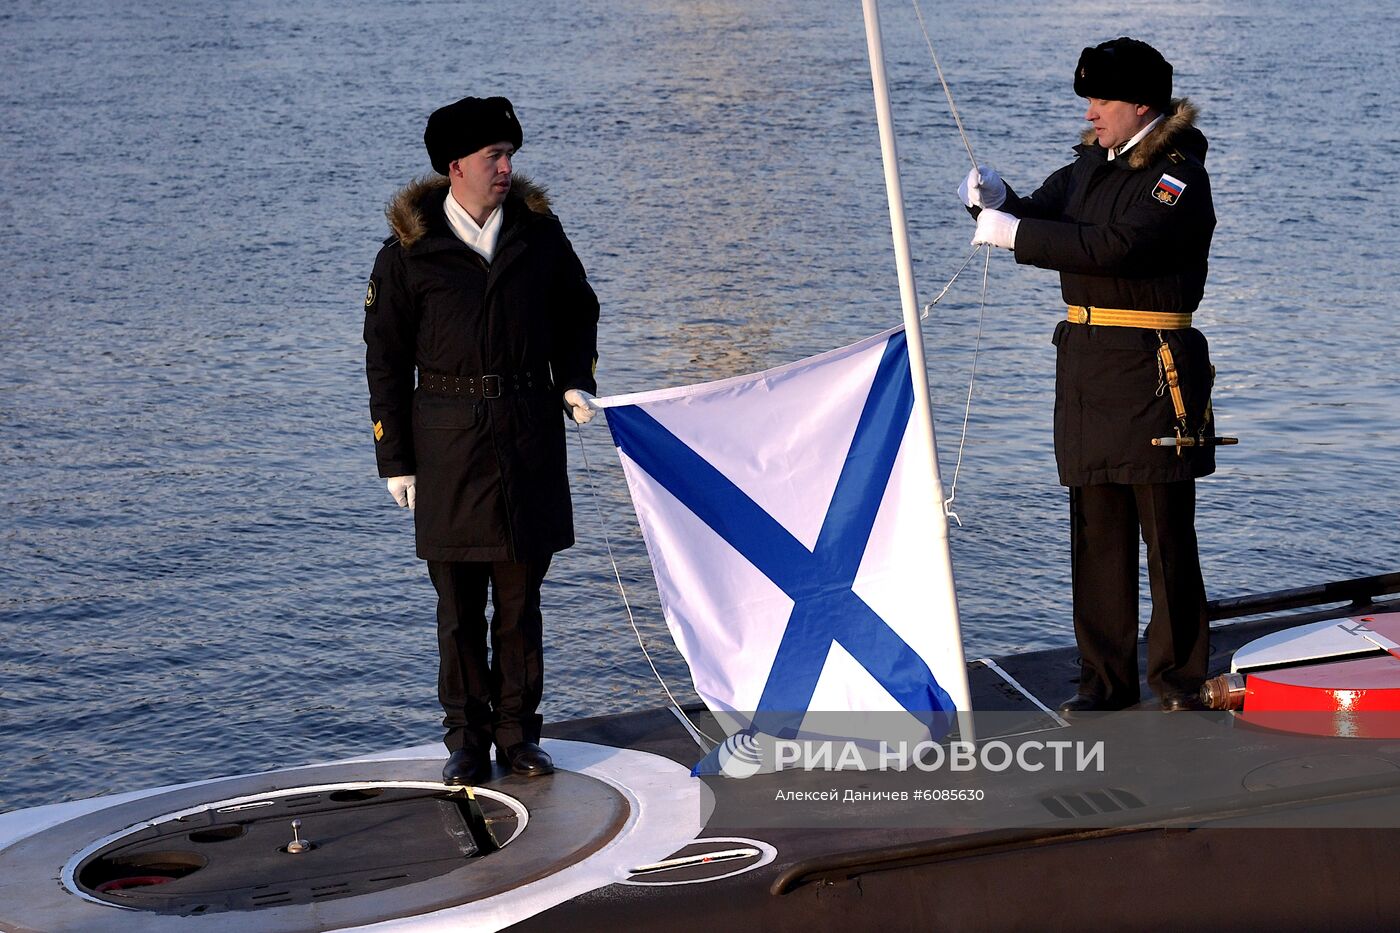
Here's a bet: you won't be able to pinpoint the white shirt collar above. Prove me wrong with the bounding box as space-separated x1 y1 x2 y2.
1108 113 1166 161
443 191 503 261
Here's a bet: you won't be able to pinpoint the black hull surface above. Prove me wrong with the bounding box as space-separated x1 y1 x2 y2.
4 575 1400 932
532 581 1400 931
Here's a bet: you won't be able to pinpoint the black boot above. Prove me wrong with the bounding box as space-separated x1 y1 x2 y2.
498 742 554 776
442 748 492 785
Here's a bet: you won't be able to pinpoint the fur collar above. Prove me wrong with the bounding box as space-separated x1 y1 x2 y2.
1079 98 1203 169
384 174 553 248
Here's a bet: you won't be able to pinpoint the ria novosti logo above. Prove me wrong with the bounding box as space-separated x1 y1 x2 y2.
715 729 765 779
695 730 1106 779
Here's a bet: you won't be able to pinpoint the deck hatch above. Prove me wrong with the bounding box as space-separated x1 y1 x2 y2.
73 784 522 914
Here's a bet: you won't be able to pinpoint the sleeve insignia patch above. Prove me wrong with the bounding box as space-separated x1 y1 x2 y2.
365 277 378 309
373 420 384 441
1153 173 1186 206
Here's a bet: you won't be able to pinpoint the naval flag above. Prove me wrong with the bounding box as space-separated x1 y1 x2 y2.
595 326 968 741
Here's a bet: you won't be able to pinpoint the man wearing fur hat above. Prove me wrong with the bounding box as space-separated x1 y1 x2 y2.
958 38 1217 716
364 96 599 783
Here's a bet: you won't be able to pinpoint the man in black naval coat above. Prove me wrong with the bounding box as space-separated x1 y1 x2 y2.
959 38 1217 714
364 96 600 782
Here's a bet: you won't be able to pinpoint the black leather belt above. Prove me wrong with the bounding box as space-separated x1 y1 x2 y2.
418 371 552 398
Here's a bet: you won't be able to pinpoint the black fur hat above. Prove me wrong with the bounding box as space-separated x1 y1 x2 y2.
423 96 523 175
1074 38 1172 112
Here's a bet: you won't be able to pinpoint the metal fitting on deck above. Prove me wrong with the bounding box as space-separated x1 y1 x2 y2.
1200 672 1247 710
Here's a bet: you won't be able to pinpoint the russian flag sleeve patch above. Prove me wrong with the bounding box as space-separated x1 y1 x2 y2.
1153 173 1186 206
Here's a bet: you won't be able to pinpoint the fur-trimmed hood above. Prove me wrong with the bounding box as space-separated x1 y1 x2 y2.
1079 98 1207 169
384 174 553 248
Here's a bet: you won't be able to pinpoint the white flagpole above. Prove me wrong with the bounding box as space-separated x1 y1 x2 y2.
860 0 975 730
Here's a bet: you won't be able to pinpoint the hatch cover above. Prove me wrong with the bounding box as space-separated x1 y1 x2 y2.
0 754 650 932
70 782 532 914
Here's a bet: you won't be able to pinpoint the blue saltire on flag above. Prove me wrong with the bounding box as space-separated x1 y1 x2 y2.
595 326 966 752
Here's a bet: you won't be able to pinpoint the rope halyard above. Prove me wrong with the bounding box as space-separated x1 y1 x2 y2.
921 245 985 319
910 0 978 173
907 0 992 524
572 421 720 746
941 245 991 526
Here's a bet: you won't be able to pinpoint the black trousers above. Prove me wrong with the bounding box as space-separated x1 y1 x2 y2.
426 557 552 754
1068 481 1208 705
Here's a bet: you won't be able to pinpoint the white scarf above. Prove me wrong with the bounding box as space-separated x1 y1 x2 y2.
1109 113 1166 161
443 192 503 261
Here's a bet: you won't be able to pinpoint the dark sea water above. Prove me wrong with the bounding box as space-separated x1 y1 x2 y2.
3 0 1398 814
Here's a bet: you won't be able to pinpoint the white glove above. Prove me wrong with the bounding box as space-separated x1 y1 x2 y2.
971 208 1019 250
386 474 416 510
957 164 1006 210
564 388 598 425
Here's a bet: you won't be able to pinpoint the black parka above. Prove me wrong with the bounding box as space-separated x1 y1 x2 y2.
364 175 599 561
1003 99 1217 486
